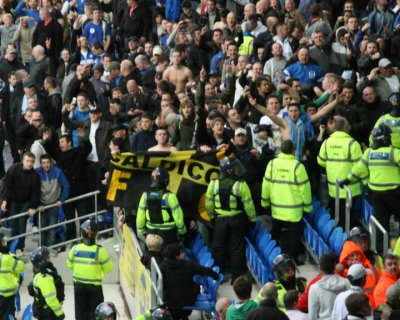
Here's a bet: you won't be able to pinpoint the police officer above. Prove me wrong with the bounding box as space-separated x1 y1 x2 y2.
137 167 187 247
317 116 363 228
95 301 117 320
67 219 113 320
133 307 173 320
370 92 400 148
262 139 312 263
0 229 24 320
271 254 307 310
205 157 257 281
342 124 400 254
29 246 65 320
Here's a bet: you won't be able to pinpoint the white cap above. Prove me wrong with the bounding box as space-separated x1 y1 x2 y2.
348 263 372 280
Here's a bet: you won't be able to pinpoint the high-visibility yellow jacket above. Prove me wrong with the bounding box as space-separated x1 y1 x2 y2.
205 178 256 221
318 131 362 198
262 153 312 222
370 114 400 148
32 272 64 317
348 146 400 191
0 253 24 297
67 243 113 285
136 190 187 235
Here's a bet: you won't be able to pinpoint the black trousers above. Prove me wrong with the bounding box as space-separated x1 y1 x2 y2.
64 198 88 241
370 188 400 255
329 196 361 230
0 295 15 320
212 214 247 278
74 283 104 320
271 218 302 260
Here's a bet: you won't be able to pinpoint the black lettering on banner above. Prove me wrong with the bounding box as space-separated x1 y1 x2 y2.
141 155 152 169
177 160 186 175
187 162 204 180
120 155 139 168
160 159 177 171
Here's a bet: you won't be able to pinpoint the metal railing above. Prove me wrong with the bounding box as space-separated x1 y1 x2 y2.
151 257 164 306
369 215 389 255
335 179 352 234
1 191 111 252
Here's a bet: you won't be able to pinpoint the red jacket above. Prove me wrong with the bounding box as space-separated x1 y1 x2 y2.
296 274 324 313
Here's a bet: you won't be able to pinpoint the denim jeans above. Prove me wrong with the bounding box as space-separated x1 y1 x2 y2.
39 206 58 247
8 201 30 251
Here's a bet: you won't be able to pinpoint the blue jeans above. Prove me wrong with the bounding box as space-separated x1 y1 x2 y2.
39 206 58 247
8 201 30 251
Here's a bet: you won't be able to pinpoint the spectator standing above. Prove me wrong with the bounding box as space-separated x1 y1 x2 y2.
345 293 372 320
284 290 309 320
373 254 400 308
82 6 111 52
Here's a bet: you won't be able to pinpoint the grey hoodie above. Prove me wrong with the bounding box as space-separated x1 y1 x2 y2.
308 274 351 320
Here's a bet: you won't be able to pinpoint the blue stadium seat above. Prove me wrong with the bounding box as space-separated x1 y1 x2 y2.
334 233 348 257
312 206 326 228
262 240 276 265
193 237 206 258
363 200 373 226
329 227 343 251
22 304 32 320
257 233 272 255
321 219 336 242
195 246 209 263
189 233 202 250
199 252 212 266
255 228 267 247
267 247 281 269
316 213 331 237
250 220 262 241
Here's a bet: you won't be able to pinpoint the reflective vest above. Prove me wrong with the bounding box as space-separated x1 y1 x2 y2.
370 114 400 148
32 271 64 318
205 178 256 221
348 146 400 191
318 131 363 198
137 189 187 235
261 153 312 222
0 253 24 297
67 244 113 285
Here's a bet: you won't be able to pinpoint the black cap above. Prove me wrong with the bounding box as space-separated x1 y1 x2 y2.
23 80 35 88
113 123 128 131
89 104 102 113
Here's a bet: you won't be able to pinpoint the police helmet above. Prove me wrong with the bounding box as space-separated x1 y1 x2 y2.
389 92 400 108
151 308 173 320
272 254 296 278
349 226 370 244
80 219 99 245
219 157 245 179
151 167 170 189
30 246 50 271
95 302 117 320
371 123 391 149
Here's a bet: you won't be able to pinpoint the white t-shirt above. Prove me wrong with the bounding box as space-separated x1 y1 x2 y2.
87 120 100 162
385 75 400 93
259 110 284 156
286 310 309 320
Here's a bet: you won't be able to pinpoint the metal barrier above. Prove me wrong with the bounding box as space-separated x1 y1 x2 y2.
150 257 164 306
369 215 389 255
335 179 352 234
1 191 108 252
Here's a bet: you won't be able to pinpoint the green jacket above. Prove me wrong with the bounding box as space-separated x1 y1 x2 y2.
137 190 187 235
205 178 256 221
318 131 363 198
0 253 24 297
67 243 113 285
32 272 64 317
348 146 400 191
226 300 258 320
262 153 312 222
370 113 400 148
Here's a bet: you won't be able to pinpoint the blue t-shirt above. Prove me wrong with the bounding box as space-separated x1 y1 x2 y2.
82 20 111 47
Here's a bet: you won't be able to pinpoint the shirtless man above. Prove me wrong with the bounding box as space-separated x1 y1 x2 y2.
162 49 193 93
148 127 177 151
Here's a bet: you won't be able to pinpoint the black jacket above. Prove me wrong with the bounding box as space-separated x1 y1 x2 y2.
119 1 152 40
244 299 289 320
160 258 218 309
2 163 41 207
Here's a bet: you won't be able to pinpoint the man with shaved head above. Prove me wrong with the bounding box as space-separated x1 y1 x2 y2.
134 54 156 90
120 79 153 119
245 282 289 320
119 59 142 94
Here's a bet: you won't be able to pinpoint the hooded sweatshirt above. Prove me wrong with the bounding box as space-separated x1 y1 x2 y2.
227 300 258 320
308 274 350 320
339 241 380 309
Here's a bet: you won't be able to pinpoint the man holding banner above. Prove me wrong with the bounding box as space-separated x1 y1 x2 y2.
137 167 187 247
205 157 257 283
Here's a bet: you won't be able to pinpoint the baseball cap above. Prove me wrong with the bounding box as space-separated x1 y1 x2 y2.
153 45 163 56
89 104 102 113
106 61 120 72
92 63 104 72
113 123 128 131
379 58 393 68
347 264 372 280
127 36 140 43
23 80 35 88
235 128 247 136
6 47 16 55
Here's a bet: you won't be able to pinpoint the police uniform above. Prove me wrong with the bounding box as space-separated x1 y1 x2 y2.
67 242 113 320
29 265 65 319
262 152 312 260
0 252 24 320
137 189 187 246
318 130 363 228
205 176 256 278
370 113 400 148
347 145 400 253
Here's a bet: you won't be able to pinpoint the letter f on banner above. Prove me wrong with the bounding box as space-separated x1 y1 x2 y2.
107 170 132 201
